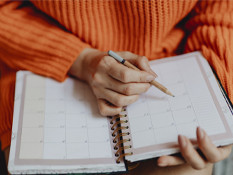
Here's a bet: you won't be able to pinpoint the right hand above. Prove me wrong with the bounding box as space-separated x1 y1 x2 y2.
69 48 157 116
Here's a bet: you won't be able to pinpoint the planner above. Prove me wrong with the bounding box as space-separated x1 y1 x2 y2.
8 52 233 174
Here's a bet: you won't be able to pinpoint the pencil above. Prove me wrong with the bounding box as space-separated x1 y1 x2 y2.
108 50 174 97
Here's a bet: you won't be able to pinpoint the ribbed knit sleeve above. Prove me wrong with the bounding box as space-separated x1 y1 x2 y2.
0 1 90 81
0 1 90 150
0 61 15 151
184 0 233 102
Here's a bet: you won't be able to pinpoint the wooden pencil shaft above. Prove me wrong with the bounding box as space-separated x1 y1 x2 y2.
150 80 167 92
124 61 139 70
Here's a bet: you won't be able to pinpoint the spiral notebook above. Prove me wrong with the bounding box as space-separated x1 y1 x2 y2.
8 52 233 174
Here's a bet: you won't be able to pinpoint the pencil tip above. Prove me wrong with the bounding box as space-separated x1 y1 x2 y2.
166 90 175 97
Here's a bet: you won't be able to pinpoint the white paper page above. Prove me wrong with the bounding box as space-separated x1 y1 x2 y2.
8 72 125 174
124 52 233 162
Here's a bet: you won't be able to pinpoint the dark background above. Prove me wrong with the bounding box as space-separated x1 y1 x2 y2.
0 142 8 175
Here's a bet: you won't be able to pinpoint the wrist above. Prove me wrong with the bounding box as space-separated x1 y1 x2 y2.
69 48 103 82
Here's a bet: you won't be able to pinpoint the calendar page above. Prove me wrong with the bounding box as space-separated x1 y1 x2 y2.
8 72 126 174
123 52 233 162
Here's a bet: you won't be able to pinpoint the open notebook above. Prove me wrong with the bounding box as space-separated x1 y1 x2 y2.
8 52 233 174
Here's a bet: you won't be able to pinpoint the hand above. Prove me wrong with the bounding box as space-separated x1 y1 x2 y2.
157 127 232 170
69 48 156 116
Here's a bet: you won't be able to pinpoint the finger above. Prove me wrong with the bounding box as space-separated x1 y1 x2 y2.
93 73 151 95
94 87 139 107
157 155 185 167
117 52 157 77
108 60 155 83
106 76 151 95
178 135 207 170
97 99 122 116
197 127 232 163
132 56 157 77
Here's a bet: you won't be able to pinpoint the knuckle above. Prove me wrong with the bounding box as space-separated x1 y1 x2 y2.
92 87 101 99
111 107 122 116
98 102 105 115
101 56 109 64
99 108 108 116
124 85 134 95
98 103 109 116
92 86 98 95
123 51 131 56
99 101 121 116
116 107 123 114
139 74 146 82
108 68 117 77
115 95 138 106
139 56 148 62
120 51 133 59
120 70 130 82
114 97 124 107
100 56 114 68
92 73 102 86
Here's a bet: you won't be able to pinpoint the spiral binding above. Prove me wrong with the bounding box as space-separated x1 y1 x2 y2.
109 108 133 164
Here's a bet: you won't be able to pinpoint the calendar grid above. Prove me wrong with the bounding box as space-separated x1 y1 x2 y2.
127 56 227 149
18 75 115 162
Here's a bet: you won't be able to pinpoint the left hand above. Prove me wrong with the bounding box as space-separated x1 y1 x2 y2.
157 127 232 170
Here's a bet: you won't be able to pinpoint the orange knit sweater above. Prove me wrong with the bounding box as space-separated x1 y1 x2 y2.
0 0 233 151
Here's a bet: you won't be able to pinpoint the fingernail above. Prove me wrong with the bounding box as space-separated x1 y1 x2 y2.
146 75 155 82
179 135 187 148
198 127 205 140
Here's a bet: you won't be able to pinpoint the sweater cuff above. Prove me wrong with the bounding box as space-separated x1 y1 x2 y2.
42 35 91 82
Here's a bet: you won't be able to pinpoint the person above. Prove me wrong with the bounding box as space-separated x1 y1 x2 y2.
0 0 232 174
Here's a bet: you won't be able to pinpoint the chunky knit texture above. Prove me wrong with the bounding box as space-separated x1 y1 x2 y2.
0 0 233 150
